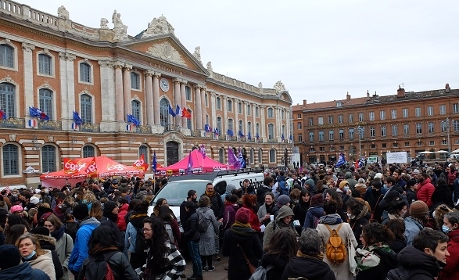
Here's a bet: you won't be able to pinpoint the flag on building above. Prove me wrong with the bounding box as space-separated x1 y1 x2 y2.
289 134 293 141
336 153 347 167
204 124 212 132
28 119 37 128
175 105 182 117
214 128 219 136
152 151 157 171
238 130 245 137
168 104 176 117
227 129 234 137
29 107 49 120
73 111 83 125
182 108 191 119
282 134 285 142
256 132 260 140
126 124 132 131
237 148 246 169
71 123 79 130
247 132 252 140
0 109 7 119
228 147 240 169
127 114 140 126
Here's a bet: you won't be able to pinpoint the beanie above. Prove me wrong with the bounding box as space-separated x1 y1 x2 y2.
344 172 353 179
0 244 21 269
73 203 89 220
103 201 117 216
235 207 250 224
339 180 349 189
11 205 23 214
277 195 291 207
30 226 50 236
410 200 429 218
305 179 315 187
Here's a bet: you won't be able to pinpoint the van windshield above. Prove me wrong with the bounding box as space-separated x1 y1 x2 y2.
152 180 210 206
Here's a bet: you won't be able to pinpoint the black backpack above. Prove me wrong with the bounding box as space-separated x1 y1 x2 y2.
134 226 148 256
83 251 117 280
387 266 428 280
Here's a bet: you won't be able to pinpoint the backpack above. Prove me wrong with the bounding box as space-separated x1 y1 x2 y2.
197 211 208 233
249 265 274 280
324 224 346 264
134 226 147 256
83 251 117 280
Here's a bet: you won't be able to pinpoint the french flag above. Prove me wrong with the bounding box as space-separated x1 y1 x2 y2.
28 119 37 128
71 123 79 130
126 124 132 131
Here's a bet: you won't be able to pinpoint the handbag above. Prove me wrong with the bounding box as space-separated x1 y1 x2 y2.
237 243 257 274
348 238 357 276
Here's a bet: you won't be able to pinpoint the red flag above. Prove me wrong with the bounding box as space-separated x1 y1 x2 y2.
354 160 359 170
182 108 191 119
85 157 98 177
64 158 78 174
133 154 149 171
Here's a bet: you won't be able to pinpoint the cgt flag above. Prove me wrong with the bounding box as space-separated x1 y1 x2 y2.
85 157 98 177
133 154 149 171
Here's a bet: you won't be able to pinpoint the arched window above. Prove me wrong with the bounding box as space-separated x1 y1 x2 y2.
41 145 56 172
217 117 222 133
268 124 274 139
39 88 53 120
219 148 224 163
238 120 243 134
132 100 141 122
160 98 170 127
80 94 92 124
0 44 14 68
186 109 192 129
38 54 52 75
3 144 19 175
79 62 91 83
258 148 262 164
82 145 95 158
216 97 221 110
256 123 260 137
0 83 15 118
269 149 276 163
267 107 274 118
131 72 140 89
139 145 148 163
250 148 254 164
248 122 252 137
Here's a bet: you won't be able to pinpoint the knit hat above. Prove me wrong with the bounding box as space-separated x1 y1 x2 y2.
30 226 50 236
304 179 315 188
0 244 21 269
11 205 23 214
235 207 250 224
73 203 89 220
103 201 118 216
339 180 349 189
29 196 39 205
277 195 291 206
410 200 429 218
344 172 353 179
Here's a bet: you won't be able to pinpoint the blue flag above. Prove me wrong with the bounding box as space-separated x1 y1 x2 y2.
238 130 244 137
256 132 260 139
0 109 7 120
289 134 293 141
227 129 234 137
73 111 83 125
358 157 366 168
29 107 49 120
214 128 219 136
127 114 140 126
282 134 285 141
204 124 212 132
247 132 252 140
152 151 157 171
168 104 176 117
336 153 347 167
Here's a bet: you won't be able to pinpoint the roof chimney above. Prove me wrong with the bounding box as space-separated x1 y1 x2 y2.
346 91 351 101
303 99 307 106
397 85 405 97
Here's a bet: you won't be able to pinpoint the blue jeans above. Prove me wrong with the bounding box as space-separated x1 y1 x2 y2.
188 240 202 276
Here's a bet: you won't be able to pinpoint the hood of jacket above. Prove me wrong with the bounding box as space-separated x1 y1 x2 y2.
34 234 56 250
80 216 101 227
276 205 294 222
309 206 325 218
0 261 36 279
129 213 148 229
397 245 440 276
29 249 53 267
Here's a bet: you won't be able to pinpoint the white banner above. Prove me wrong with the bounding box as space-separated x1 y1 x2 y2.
386 152 408 164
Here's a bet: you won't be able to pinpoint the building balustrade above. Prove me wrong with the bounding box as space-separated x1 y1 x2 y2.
80 123 100 132
0 118 25 128
38 120 62 130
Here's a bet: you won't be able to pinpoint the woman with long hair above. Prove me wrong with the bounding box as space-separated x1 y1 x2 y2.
152 198 167 217
158 204 181 247
124 200 149 270
16 233 56 280
44 213 74 280
261 228 299 280
77 226 137 280
138 216 186 279
4 224 27 245
88 201 103 221
355 223 398 280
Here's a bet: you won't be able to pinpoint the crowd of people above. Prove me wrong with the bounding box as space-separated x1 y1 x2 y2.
0 160 458 279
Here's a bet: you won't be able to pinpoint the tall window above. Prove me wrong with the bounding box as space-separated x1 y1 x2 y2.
38 54 52 75
80 94 92 124
403 124 410 135
217 117 222 134
139 145 148 163
358 113 364 122
267 108 274 118
403 108 408 118
39 89 53 120
309 131 314 142
298 133 303 142
381 126 386 137
328 116 333 124
318 131 324 142
370 126 376 137
0 83 15 118
391 109 397 119
258 148 262 164
338 115 343 124
349 128 355 140
427 106 433 116
205 93 208 107
380 110 386 120
187 109 192 129
415 107 421 117
227 99 232 112
228 119 233 131
131 72 140 89
248 122 252 137
185 86 191 101
392 125 398 136
309 117 314 126
428 122 434 133
41 145 56 172
256 123 260 137
268 124 274 139
369 112 375 121
216 97 221 110
3 144 19 175
247 104 251 115
159 98 170 127
339 129 344 140
349 114 354 123
238 102 242 114
219 148 224 163
250 149 254 164
255 107 259 117
441 121 448 132
79 62 91 83
297 122 302 129
82 145 95 158
453 104 459 114
416 123 422 134
0 44 14 68
132 100 141 123
329 130 334 141
318 117 324 125
269 149 276 163
238 120 243 134
440 105 446 115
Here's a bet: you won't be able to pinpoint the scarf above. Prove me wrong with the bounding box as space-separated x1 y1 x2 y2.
51 226 65 241
296 250 324 261
231 221 255 237
319 213 342 225
88 244 118 256
104 212 118 223
205 190 215 197
355 243 391 271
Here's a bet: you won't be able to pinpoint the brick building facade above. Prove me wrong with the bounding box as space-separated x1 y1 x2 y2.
0 1 292 186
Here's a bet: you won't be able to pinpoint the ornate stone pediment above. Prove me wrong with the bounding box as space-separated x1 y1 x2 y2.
142 15 175 38
273 81 286 92
147 42 186 66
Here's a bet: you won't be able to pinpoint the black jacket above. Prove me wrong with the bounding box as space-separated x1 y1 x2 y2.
281 256 336 280
378 185 404 210
183 212 200 241
77 250 137 280
100 215 125 251
202 193 224 219
260 252 289 280
356 248 398 280
431 183 454 209
388 245 442 279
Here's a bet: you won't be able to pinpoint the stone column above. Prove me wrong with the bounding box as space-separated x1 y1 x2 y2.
261 106 266 139
58 52 76 130
180 80 187 128
145 71 154 126
98 60 116 132
201 88 206 129
210 91 217 131
114 62 124 122
234 98 239 136
194 85 203 130
153 73 161 126
123 64 132 117
244 101 248 136
223 96 228 136
23 43 35 122
173 78 181 126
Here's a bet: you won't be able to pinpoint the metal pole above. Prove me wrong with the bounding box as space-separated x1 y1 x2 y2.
447 118 451 153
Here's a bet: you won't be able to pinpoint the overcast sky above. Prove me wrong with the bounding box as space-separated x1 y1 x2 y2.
18 0 459 105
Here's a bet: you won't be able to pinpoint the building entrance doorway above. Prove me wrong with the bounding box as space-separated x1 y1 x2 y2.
166 142 180 166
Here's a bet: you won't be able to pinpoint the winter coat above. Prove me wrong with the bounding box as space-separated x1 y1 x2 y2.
34 234 64 280
117 203 129 231
417 178 435 208
183 211 200 241
431 182 454 209
355 244 398 280
378 185 404 210
54 231 73 280
388 245 441 279
303 206 325 229
68 217 100 273
439 229 459 280
140 240 185 280
196 207 219 256
316 218 357 280
349 208 370 247
124 213 148 254
203 192 224 219
388 237 406 254
263 206 298 248
257 202 275 226
293 200 309 228
281 256 336 280
260 252 290 280
222 203 239 231
256 185 272 207
0 261 50 280
100 215 124 251
404 217 424 246
77 250 138 280
222 224 262 280
28 249 56 280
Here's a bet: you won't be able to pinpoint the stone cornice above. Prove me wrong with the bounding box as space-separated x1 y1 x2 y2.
22 42 35 52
